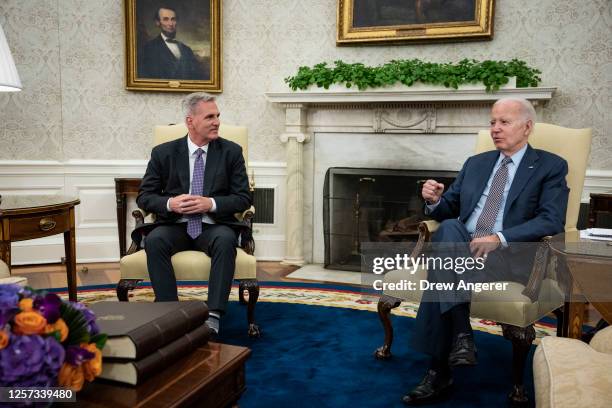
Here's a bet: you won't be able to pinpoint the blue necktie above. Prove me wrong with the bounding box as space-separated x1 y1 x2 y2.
187 148 205 239
472 156 512 238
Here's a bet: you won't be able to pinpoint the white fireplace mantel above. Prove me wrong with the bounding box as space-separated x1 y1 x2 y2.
265 86 556 265
265 86 556 105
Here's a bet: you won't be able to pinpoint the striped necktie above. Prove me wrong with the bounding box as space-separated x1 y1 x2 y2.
472 156 512 238
187 148 205 239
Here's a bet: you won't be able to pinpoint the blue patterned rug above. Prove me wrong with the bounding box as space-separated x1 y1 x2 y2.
67 282 551 407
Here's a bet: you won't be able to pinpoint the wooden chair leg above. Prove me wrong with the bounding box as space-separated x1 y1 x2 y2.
501 324 536 407
239 279 260 338
552 307 565 337
116 279 143 301
374 295 402 359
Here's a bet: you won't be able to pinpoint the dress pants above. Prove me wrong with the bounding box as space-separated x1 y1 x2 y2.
412 219 518 359
144 222 238 312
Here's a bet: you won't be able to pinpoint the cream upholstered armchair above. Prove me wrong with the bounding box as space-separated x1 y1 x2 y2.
375 123 592 405
116 123 260 337
533 326 612 407
0 260 28 286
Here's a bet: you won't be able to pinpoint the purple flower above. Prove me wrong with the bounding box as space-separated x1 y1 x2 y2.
0 335 46 382
33 293 62 324
43 336 65 374
0 285 24 327
65 345 94 366
0 308 18 328
70 301 99 335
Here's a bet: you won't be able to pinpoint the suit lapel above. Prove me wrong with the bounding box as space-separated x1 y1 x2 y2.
464 152 498 219
176 136 190 193
203 139 219 196
504 144 539 218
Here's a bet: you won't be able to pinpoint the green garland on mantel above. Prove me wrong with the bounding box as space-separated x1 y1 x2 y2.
284 59 541 92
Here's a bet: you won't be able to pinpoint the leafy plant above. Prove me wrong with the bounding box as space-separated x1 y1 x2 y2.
285 59 541 92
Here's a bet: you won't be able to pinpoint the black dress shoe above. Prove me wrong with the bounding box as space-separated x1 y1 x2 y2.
402 369 453 405
448 332 477 366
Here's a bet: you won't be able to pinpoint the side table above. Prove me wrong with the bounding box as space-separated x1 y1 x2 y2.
0 195 80 301
549 231 612 339
588 192 612 227
115 178 142 258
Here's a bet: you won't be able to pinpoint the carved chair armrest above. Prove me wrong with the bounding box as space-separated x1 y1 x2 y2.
234 205 255 223
235 206 256 256
409 220 440 259
125 209 149 255
520 236 553 302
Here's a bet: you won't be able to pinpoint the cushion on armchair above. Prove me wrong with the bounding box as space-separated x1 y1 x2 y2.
120 248 256 281
533 326 612 407
0 260 28 287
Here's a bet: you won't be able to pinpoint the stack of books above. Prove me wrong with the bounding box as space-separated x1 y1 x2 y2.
90 301 210 385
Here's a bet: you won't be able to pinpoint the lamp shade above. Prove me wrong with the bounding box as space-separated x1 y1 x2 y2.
0 23 22 92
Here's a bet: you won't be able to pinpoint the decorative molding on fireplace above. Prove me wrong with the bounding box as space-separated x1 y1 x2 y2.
374 107 437 133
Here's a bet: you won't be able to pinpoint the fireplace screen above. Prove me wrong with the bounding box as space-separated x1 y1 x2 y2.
323 167 457 271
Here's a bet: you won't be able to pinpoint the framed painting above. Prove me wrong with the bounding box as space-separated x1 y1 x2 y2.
337 0 495 45
125 0 221 92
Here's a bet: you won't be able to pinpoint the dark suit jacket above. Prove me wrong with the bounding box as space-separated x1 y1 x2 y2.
430 144 569 243
134 135 252 242
138 35 209 80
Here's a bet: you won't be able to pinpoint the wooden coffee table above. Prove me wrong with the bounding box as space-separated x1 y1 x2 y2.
69 343 251 407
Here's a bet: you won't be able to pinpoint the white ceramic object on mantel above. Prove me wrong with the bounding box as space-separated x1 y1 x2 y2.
292 77 517 93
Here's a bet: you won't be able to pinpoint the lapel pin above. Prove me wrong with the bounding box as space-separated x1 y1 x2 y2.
528 165 534 169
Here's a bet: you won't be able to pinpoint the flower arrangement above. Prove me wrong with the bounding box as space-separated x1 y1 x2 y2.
0 284 107 391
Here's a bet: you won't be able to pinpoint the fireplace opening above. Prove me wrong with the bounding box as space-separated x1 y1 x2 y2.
323 167 457 271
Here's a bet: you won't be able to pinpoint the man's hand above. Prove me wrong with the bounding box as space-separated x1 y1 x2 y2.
469 235 501 259
422 179 444 204
169 195 213 214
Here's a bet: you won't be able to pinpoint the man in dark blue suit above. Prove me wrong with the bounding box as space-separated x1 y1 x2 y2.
138 6 209 80
137 93 251 335
402 98 569 405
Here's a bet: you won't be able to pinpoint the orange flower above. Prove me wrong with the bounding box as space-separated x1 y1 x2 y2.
81 343 103 382
58 363 85 392
45 318 69 342
13 311 47 335
19 298 34 312
0 330 9 349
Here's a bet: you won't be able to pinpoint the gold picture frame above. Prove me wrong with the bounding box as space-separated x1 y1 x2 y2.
337 0 494 45
125 0 221 92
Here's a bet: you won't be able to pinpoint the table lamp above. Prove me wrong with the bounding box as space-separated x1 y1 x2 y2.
0 22 21 203
0 22 21 92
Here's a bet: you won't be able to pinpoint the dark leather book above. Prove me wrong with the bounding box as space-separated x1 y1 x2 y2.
98 324 211 386
91 301 208 360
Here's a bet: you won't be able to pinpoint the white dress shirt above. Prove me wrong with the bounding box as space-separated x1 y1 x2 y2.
161 33 181 60
426 143 529 246
166 135 217 225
